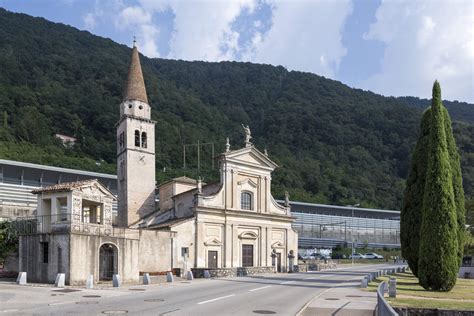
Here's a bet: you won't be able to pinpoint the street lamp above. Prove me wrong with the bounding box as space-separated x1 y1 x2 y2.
346 203 360 266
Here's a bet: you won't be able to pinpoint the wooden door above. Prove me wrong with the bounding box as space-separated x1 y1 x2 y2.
208 251 218 269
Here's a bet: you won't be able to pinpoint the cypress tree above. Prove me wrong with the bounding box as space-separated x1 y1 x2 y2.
401 109 430 277
418 81 458 291
443 106 466 269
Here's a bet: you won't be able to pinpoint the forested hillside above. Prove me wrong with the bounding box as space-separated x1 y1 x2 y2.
0 8 473 210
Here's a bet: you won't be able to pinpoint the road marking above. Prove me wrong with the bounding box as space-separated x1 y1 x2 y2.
1 310 19 313
280 281 295 284
197 294 235 305
306 274 333 280
249 285 272 292
48 302 70 306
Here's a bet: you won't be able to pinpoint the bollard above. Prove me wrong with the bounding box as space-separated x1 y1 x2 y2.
166 271 174 282
16 272 27 285
389 277 397 298
143 273 151 285
360 277 368 288
204 270 211 279
384 281 389 293
113 274 121 287
366 273 372 282
55 273 65 287
186 270 194 281
86 275 94 289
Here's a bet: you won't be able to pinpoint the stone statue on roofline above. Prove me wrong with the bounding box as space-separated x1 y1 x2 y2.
284 191 290 207
242 124 252 147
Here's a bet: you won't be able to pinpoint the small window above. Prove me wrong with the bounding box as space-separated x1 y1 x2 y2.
139 105 143 110
134 130 140 147
118 132 124 148
241 191 253 210
141 132 147 148
41 242 49 263
181 247 189 258
128 104 132 109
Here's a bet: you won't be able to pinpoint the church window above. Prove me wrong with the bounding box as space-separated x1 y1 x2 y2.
41 242 49 263
241 191 253 210
134 130 140 147
141 132 147 148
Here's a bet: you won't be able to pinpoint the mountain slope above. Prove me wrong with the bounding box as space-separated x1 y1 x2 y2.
0 8 472 210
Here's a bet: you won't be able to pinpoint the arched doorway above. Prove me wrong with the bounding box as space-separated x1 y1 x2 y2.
99 244 118 281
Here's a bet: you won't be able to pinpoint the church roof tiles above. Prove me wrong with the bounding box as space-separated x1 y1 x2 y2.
123 44 148 104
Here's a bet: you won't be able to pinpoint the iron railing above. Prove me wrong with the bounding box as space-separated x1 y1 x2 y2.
14 214 136 239
376 281 398 316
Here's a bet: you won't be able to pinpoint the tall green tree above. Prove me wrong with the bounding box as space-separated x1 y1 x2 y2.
443 106 467 269
401 109 431 277
418 81 459 291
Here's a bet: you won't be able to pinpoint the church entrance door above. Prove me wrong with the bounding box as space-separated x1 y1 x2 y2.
99 244 117 281
208 251 218 269
242 245 254 267
276 253 282 272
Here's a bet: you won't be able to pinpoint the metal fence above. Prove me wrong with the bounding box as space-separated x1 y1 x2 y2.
14 214 134 239
376 281 398 316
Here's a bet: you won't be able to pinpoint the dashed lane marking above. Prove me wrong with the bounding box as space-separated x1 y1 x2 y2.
249 285 272 292
197 294 236 305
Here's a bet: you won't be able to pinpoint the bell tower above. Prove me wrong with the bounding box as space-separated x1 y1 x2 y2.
117 42 156 227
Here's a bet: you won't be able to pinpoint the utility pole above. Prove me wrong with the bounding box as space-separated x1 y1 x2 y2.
346 203 360 266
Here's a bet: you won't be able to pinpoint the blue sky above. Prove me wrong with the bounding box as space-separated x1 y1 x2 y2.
1 0 472 103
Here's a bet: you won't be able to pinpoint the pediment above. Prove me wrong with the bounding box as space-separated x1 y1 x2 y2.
225 147 278 169
271 241 285 248
239 231 258 239
237 178 258 188
78 181 116 200
204 237 222 246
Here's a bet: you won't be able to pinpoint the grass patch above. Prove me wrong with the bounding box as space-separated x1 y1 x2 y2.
364 271 474 310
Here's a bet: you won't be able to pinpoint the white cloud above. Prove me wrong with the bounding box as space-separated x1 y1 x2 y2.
362 0 474 102
244 0 353 79
138 0 256 61
83 13 96 30
116 5 160 57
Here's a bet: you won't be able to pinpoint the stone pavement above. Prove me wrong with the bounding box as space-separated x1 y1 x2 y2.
299 285 376 316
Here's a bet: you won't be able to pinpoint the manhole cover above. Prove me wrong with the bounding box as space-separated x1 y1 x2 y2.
83 295 101 298
325 298 340 301
253 311 276 314
102 311 128 314
76 301 99 305
129 288 146 291
144 299 165 302
53 289 81 293
346 295 362 298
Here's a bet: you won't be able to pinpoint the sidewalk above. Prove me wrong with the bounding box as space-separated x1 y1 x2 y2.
298 282 376 316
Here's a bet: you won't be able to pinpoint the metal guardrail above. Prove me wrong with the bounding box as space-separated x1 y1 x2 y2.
377 281 398 316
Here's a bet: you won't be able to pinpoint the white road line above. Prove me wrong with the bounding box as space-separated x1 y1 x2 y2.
197 294 235 305
48 302 70 306
1 310 19 313
249 285 272 292
280 281 295 284
306 274 333 280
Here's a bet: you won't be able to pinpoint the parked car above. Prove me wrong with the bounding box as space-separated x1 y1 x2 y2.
365 253 384 259
331 253 347 259
349 253 366 259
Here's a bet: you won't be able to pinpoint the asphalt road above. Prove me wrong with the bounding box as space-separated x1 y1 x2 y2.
0 264 397 316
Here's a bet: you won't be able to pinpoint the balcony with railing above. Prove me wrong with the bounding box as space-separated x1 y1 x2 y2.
14 213 137 239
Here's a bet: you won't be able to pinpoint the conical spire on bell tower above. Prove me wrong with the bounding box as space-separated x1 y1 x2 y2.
123 39 148 104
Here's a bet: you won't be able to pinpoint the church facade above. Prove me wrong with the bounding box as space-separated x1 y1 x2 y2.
16 43 297 285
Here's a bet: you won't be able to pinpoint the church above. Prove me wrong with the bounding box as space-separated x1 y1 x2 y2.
17 43 298 285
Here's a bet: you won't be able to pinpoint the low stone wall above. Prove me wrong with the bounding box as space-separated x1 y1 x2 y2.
192 266 275 278
395 308 474 316
293 265 307 272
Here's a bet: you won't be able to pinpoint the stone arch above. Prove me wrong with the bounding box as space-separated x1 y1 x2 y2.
99 243 118 281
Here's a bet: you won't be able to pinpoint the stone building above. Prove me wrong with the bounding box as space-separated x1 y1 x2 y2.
16 42 297 284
